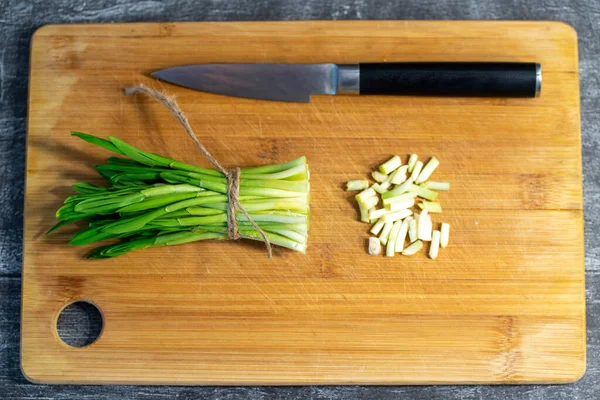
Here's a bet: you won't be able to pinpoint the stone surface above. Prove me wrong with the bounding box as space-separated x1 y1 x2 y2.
1 0 598 398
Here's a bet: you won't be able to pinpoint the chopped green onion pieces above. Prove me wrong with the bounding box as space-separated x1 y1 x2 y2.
417 210 432 241
359 203 371 223
347 180 369 191
395 219 410 252
356 187 377 203
381 209 412 223
382 179 413 199
369 208 392 221
379 155 402 175
371 171 388 183
409 160 423 183
347 153 449 258
370 219 385 235
430 230 441 259
402 240 423 256
360 195 379 210
407 154 418 173
386 220 403 257
369 237 382 255
440 222 450 248
412 184 439 201
416 157 439 184
388 199 415 212
390 165 408 184
408 218 418 243
372 183 389 194
418 201 442 213
420 181 450 191
379 221 394 245
382 191 417 206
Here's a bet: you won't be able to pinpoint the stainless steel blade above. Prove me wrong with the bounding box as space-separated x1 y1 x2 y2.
151 64 341 102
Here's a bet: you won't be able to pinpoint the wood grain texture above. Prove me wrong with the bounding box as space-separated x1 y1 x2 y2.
22 21 584 385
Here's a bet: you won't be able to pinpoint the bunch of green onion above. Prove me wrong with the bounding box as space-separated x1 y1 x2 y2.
48 132 309 258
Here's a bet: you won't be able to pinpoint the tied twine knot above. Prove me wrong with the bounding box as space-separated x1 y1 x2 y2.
124 84 272 258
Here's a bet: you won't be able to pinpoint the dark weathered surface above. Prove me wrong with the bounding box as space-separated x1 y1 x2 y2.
1 0 598 398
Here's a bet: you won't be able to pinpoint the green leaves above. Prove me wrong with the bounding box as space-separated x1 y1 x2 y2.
109 136 167 167
74 192 146 214
86 231 227 258
140 184 204 197
117 192 198 213
70 132 125 155
72 182 109 194
49 132 310 258
101 208 168 235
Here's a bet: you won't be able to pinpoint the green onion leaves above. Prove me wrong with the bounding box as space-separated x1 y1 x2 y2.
48 133 310 258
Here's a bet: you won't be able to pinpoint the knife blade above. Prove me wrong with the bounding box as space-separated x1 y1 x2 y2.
151 62 542 102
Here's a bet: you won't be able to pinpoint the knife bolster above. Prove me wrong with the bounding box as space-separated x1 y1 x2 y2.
336 64 360 95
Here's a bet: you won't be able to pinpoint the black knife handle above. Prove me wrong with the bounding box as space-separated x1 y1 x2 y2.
359 62 541 98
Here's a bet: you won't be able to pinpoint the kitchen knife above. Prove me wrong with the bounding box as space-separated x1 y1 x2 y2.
151 62 542 102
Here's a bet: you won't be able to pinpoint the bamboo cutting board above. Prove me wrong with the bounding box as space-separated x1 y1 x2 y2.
22 21 584 385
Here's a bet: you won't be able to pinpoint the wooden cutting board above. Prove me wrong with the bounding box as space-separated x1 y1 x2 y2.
22 21 584 385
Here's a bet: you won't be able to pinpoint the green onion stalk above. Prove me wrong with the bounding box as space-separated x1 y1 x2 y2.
48 132 310 258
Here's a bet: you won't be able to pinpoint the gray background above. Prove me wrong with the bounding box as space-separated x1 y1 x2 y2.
1 0 598 398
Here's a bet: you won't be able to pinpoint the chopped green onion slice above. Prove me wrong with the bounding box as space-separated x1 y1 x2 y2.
395 218 410 252
412 184 438 201
359 195 379 210
418 201 442 213
370 219 385 235
386 220 403 257
388 199 415 212
382 191 417 206
417 213 432 241
371 171 388 183
381 208 412 223
420 181 450 191
379 155 402 175
409 160 423 183
369 208 393 220
379 221 394 245
440 222 450 248
430 230 441 259
369 237 382 255
407 154 418 173
372 183 390 194
359 202 370 223
347 180 369 191
416 157 439 184
356 187 377 202
382 179 413 199
390 165 408 184
408 218 418 242
402 240 423 256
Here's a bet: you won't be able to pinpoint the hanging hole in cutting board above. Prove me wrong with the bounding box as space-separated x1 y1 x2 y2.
56 301 103 347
